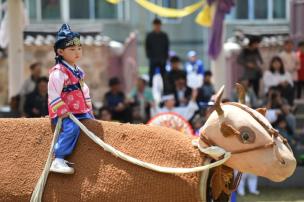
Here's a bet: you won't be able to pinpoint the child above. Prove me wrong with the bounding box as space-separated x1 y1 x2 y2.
48 24 93 174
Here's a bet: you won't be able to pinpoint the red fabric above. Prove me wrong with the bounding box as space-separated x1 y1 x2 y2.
55 103 70 117
48 64 90 118
298 51 304 81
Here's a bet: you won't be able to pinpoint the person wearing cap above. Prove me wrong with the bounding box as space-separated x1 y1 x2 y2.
151 89 198 121
185 50 204 75
145 18 170 86
185 50 204 89
48 24 94 174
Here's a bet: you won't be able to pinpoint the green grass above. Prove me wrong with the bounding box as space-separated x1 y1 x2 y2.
237 187 304 202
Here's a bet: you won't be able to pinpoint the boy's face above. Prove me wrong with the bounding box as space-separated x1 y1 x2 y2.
57 45 82 64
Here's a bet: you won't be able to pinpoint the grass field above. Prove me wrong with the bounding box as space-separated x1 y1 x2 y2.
237 187 304 202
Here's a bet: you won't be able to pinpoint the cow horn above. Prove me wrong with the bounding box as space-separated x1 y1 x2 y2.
236 83 245 104
214 85 224 116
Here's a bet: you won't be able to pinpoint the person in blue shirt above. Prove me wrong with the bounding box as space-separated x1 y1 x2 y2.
185 50 204 76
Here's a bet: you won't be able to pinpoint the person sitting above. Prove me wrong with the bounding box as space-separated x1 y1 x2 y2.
103 77 130 122
263 56 294 105
19 62 42 115
151 90 198 121
231 77 261 108
0 95 21 118
24 77 48 118
197 70 215 104
264 87 288 124
164 56 186 94
128 76 154 122
281 104 296 135
99 107 112 121
173 75 192 107
274 114 296 147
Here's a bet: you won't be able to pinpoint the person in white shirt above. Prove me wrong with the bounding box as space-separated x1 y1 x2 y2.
151 89 198 121
279 39 300 83
263 56 294 105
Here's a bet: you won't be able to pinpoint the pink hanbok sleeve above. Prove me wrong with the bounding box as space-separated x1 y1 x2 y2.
82 82 92 110
48 69 70 117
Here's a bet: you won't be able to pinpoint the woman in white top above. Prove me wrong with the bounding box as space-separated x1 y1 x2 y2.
263 56 294 105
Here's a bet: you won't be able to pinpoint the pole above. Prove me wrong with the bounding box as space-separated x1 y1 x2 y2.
8 0 24 99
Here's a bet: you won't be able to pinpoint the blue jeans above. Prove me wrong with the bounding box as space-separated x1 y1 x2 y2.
52 113 94 159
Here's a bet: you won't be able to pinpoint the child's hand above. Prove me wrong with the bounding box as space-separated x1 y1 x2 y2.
60 112 70 119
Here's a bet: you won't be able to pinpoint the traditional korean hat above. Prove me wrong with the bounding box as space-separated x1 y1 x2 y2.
54 24 81 52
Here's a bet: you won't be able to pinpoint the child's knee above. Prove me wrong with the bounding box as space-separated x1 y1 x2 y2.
63 119 80 135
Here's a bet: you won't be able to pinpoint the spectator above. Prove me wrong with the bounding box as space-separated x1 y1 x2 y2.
297 41 304 98
274 114 295 146
103 77 130 122
231 78 261 108
19 62 42 114
128 76 154 122
173 75 192 107
264 88 287 124
145 18 169 86
24 77 48 118
279 39 300 91
237 174 260 196
151 90 199 121
197 70 215 103
164 56 186 93
281 104 296 135
185 50 204 89
0 95 21 118
237 36 263 96
99 107 112 121
263 56 294 105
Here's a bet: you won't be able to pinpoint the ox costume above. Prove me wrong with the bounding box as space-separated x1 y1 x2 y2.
48 24 93 174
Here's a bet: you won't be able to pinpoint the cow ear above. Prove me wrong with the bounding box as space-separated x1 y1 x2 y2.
256 108 267 116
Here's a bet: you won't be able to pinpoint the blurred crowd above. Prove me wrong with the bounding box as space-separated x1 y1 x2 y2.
1 19 304 160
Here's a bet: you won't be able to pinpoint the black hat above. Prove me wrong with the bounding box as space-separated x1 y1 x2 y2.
54 24 81 52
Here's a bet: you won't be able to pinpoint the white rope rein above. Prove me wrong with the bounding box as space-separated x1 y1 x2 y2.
30 114 231 202
30 118 62 202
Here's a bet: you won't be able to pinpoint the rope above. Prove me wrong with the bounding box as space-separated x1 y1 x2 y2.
30 114 231 201
30 118 62 202
69 114 231 174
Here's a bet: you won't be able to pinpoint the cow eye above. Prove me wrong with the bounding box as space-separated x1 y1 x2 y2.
239 127 255 144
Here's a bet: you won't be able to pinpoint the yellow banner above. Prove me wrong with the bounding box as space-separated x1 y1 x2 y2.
106 0 121 4
195 4 216 27
134 0 204 18
106 0 213 27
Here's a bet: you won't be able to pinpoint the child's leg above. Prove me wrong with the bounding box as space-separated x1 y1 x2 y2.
54 117 80 159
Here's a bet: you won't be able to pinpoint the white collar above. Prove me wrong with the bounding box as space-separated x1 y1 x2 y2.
62 60 78 70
